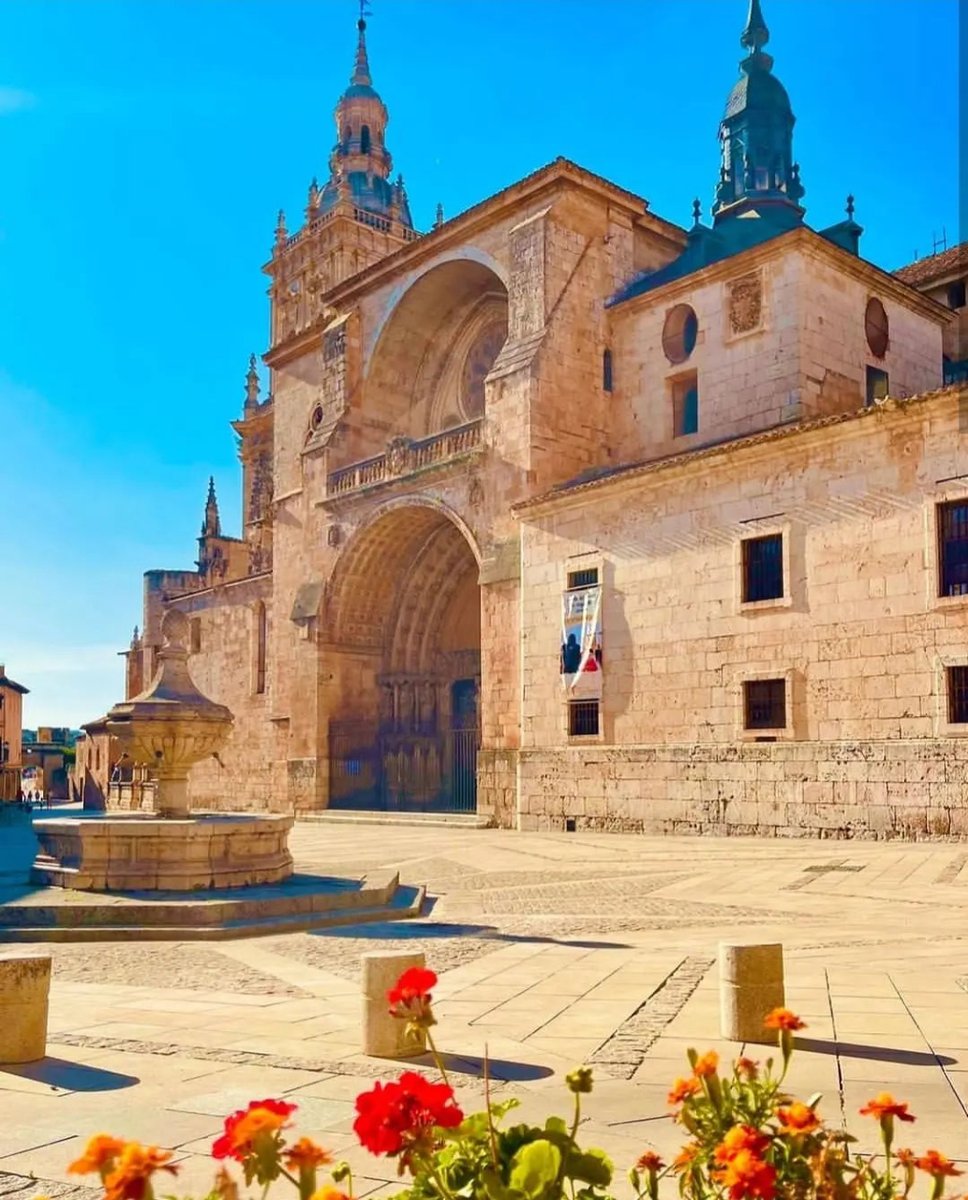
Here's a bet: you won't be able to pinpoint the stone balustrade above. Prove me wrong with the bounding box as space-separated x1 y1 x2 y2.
327 418 483 498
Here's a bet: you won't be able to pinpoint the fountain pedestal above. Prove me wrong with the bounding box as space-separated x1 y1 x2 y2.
32 611 294 893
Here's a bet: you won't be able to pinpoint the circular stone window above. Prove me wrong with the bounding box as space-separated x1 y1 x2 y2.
865 297 889 358
309 404 324 432
662 304 699 364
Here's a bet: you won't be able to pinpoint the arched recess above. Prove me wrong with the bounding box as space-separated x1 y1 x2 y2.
322 502 482 812
356 258 508 453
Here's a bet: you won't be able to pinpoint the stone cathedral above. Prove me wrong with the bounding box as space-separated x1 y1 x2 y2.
82 0 968 838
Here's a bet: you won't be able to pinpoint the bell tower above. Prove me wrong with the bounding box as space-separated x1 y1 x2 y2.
713 0 805 227
265 6 418 349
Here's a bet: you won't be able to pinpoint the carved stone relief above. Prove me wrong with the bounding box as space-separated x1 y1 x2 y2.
727 272 764 336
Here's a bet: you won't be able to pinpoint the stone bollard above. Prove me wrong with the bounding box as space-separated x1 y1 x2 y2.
719 942 784 1046
362 951 427 1059
0 949 52 1064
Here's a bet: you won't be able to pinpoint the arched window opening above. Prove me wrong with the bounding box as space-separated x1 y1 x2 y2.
602 348 613 393
254 602 267 695
360 125 371 153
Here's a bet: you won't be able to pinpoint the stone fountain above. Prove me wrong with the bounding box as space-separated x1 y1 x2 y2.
32 611 293 891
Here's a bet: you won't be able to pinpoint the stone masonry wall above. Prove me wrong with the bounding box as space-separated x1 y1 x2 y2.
514 388 968 838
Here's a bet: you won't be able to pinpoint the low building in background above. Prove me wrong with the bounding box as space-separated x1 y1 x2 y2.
0 666 29 800
896 244 968 384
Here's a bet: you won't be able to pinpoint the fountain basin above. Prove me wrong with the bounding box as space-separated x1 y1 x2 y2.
32 812 293 892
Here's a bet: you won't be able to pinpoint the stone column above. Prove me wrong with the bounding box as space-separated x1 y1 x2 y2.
719 942 784 1045
0 950 52 1063
362 951 427 1058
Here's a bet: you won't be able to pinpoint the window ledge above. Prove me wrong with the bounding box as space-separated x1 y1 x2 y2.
739 595 792 613
938 722 968 737
933 593 968 613
739 727 794 742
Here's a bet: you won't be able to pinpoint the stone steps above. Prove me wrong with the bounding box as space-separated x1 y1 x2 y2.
0 873 425 942
298 811 491 829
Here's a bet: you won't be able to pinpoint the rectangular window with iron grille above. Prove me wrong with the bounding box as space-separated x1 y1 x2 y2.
742 534 783 602
568 700 599 737
567 567 599 590
743 679 786 730
948 667 968 724
939 501 968 596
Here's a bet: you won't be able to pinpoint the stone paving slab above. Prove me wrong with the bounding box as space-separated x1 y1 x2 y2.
1 824 966 1195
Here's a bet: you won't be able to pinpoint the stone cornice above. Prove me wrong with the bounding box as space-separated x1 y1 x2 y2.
514 384 967 518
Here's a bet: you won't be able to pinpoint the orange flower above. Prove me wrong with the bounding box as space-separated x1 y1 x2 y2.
693 1051 719 1078
763 1008 806 1032
102 1144 177 1200
667 1077 702 1105
714 1126 771 1164
859 1093 916 1123
213 1167 239 1200
916 1152 963 1178
714 1150 777 1200
309 1188 351 1200
636 1151 666 1173
735 1057 759 1080
284 1138 333 1171
68 1134 126 1177
776 1102 820 1135
671 1143 700 1174
212 1098 297 1161
896 1149 917 1167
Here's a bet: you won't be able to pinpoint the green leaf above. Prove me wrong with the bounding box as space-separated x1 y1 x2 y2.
509 1139 562 1198
490 1098 521 1121
544 1116 568 1137
481 1166 516 1200
565 1148 613 1187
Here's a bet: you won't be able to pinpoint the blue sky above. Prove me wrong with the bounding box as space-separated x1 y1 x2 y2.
0 0 960 727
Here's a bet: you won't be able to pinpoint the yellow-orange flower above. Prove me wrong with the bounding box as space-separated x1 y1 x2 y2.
102 1144 177 1200
309 1188 351 1200
636 1151 666 1173
68 1134 126 1176
212 1099 297 1161
896 1149 917 1168
915 1151 962 1178
693 1051 719 1078
859 1093 915 1123
667 1077 702 1105
714 1126 770 1164
763 1008 806 1032
714 1149 777 1200
776 1102 820 1135
671 1143 700 1174
284 1138 333 1171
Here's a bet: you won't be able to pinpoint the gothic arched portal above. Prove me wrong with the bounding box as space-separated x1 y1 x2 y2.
323 504 481 813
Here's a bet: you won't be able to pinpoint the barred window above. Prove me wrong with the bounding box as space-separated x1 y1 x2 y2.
939 501 968 597
742 535 783 602
948 667 968 724
567 567 599 590
568 700 599 737
743 679 786 730
255 602 267 695
866 365 889 406
602 348 613 393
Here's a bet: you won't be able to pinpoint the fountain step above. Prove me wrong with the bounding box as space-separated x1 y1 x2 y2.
0 885 424 942
299 811 492 829
0 871 425 940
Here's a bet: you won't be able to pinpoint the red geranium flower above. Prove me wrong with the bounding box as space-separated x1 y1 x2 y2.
387 968 438 1027
354 1072 463 1165
212 1099 297 1162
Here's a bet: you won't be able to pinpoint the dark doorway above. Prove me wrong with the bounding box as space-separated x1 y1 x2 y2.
448 678 478 813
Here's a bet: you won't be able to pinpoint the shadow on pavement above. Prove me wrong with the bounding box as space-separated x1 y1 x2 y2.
797 1037 956 1067
0 1056 140 1092
405 1050 553 1082
307 919 631 951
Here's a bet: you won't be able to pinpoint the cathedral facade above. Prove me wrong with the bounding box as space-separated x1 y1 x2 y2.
104 1 968 838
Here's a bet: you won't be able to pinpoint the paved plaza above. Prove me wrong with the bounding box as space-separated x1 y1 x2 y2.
1 824 966 1196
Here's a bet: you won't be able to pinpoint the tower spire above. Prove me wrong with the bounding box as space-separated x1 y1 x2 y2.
244 353 260 412
740 0 770 58
352 0 372 86
202 476 221 538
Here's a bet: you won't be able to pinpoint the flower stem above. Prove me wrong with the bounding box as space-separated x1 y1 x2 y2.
425 1028 451 1090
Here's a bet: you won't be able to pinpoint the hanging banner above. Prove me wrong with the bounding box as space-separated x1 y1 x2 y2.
560 583 602 698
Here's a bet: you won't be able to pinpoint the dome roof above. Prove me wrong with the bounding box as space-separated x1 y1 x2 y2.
342 82 381 100
723 65 792 121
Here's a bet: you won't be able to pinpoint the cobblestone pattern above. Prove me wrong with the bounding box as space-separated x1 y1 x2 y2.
0 1172 99 1200
588 956 715 1080
935 853 968 884
45 944 308 995
263 929 504 980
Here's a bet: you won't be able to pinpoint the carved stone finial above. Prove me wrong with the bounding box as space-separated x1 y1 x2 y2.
275 209 287 249
692 197 702 226
434 202 444 230
846 193 855 219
